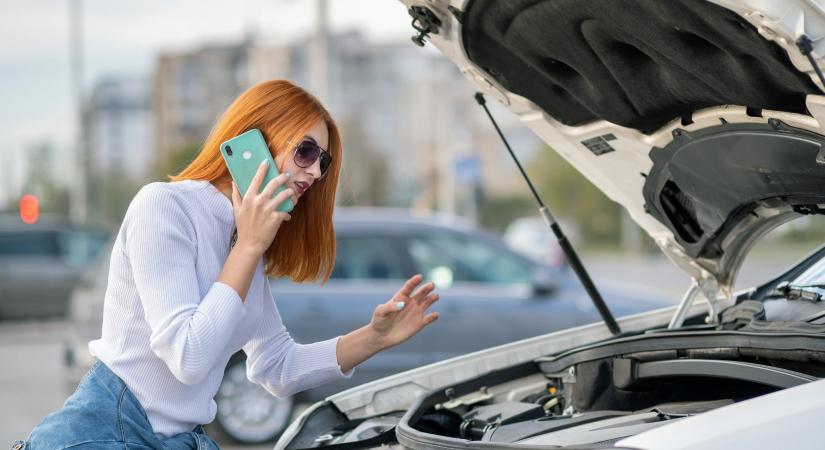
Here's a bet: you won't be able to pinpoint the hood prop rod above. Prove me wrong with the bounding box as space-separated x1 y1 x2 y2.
474 92 621 335
797 35 825 89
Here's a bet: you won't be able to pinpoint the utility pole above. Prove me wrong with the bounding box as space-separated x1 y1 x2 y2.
69 0 87 224
310 0 329 105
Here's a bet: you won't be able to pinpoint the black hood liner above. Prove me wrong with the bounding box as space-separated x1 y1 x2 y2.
643 121 825 259
462 0 820 133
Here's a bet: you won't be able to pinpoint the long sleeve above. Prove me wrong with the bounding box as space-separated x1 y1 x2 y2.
124 183 247 385
243 280 353 397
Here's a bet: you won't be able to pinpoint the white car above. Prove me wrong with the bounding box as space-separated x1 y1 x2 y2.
503 216 575 268
274 1 825 449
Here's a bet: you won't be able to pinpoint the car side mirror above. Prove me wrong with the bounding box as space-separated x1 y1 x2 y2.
531 268 558 297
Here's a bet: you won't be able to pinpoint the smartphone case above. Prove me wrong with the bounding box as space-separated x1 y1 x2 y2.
220 129 294 213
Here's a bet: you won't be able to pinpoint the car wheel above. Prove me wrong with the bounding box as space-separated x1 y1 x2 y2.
211 358 295 444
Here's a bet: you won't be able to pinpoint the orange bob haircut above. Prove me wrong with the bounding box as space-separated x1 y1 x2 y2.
170 79 342 283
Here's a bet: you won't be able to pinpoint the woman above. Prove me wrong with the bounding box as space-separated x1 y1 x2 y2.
13 80 440 450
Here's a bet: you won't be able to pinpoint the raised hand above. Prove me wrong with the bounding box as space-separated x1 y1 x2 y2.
369 274 440 349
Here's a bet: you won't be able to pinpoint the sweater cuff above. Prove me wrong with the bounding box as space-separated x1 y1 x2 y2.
303 336 355 378
330 336 355 378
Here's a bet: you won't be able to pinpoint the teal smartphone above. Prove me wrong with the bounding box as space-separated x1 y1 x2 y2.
220 129 294 213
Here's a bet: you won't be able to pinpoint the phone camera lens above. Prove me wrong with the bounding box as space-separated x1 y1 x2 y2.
225 145 233 156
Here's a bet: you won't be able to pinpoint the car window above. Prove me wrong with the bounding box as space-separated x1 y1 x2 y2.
330 236 406 280
406 232 534 286
0 231 60 257
57 230 109 267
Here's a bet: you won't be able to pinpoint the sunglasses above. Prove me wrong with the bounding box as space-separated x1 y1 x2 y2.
292 138 332 180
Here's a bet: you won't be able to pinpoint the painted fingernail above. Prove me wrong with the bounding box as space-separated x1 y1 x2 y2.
395 301 406 310
261 159 269 166
284 171 291 178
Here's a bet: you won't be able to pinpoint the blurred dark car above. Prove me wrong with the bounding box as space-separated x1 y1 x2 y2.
0 213 109 320
63 207 671 444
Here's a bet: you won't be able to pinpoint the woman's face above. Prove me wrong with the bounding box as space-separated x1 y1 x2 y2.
277 119 329 207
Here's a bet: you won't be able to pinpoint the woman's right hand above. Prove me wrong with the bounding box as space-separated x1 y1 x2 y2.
230 160 294 256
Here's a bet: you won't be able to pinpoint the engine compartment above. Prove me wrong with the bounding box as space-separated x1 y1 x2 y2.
393 331 825 449
287 330 825 450
409 358 780 447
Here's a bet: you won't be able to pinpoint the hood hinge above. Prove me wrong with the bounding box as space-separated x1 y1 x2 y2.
668 275 721 329
409 5 442 47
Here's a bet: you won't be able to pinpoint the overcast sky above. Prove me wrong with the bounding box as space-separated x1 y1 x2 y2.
0 0 414 207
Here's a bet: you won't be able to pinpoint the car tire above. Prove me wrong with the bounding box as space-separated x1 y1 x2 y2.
209 357 295 445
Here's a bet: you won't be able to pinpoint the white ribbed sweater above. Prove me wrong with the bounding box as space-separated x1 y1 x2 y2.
88 179 350 438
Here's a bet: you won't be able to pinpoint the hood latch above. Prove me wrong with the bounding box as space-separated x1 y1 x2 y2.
409 6 442 47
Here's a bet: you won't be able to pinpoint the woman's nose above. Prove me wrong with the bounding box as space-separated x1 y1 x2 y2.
306 158 323 179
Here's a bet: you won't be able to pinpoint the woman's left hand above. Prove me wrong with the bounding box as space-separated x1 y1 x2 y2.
369 274 440 349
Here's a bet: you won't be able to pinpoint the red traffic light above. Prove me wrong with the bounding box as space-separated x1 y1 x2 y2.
19 194 40 224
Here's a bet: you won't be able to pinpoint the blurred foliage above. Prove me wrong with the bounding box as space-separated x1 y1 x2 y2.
478 194 536 232
85 143 199 228
527 144 622 246
89 168 143 228
337 120 390 207
476 144 623 246
36 184 72 217
20 142 72 216
777 220 825 243
155 143 201 181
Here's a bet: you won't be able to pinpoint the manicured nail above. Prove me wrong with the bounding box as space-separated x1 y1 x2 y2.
395 301 406 310
284 171 291 178
261 159 269 166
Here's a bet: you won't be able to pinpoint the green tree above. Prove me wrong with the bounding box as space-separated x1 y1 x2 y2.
90 168 143 227
478 193 536 232
527 145 622 247
337 119 390 207
20 142 72 217
154 143 201 181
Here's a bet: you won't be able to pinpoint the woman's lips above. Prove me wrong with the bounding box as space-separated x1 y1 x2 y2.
294 181 308 195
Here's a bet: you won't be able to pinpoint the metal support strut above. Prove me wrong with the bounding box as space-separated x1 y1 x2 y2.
474 92 621 335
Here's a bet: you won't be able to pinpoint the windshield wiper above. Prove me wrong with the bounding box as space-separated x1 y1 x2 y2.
767 281 825 302
474 93 621 335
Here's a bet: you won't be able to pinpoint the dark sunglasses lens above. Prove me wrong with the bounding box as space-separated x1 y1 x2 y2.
294 141 320 167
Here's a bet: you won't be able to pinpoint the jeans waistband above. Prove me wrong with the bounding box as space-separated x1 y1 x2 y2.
82 358 127 398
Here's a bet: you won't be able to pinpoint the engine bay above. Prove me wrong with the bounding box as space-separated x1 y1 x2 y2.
406 358 782 447
291 330 825 450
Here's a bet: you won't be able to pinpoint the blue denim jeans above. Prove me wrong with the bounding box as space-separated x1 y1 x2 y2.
9 359 220 449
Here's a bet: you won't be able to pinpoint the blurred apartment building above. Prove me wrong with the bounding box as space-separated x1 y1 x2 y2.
86 76 154 180
153 37 289 167
288 30 539 209
85 30 539 218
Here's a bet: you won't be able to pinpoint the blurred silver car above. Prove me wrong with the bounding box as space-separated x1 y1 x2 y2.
64 207 669 444
0 213 109 320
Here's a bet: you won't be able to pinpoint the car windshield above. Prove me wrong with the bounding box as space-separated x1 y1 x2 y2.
406 231 534 286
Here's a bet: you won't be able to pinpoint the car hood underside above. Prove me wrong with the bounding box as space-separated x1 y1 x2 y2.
412 0 825 291
462 0 818 134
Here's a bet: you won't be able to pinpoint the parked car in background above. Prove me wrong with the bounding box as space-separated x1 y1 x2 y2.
503 216 577 269
0 213 109 320
63 207 671 445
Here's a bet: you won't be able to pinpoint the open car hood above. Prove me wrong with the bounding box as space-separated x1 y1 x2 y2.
401 0 825 297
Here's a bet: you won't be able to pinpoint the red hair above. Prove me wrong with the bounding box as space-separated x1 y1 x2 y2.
170 80 342 282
